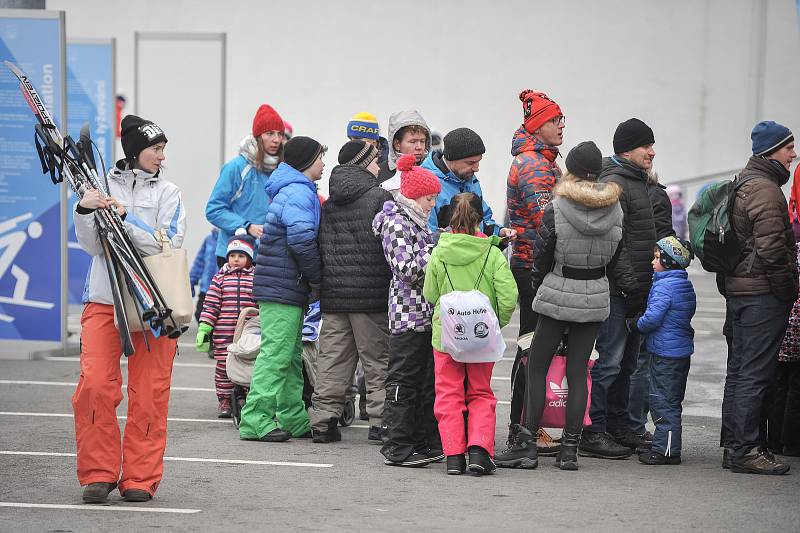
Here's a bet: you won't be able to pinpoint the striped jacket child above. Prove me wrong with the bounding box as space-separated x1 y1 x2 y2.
199 263 257 403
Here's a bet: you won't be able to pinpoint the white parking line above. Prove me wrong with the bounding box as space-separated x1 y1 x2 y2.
0 380 215 392
0 502 201 514
0 450 333 468
0 411 230 424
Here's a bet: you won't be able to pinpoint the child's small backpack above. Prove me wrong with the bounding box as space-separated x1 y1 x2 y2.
688 175 756 273
439 251 505 363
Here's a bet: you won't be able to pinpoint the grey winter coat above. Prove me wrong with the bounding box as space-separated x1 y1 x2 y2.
531 176 636 322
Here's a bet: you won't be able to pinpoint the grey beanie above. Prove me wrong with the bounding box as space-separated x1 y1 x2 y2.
442 127 485 161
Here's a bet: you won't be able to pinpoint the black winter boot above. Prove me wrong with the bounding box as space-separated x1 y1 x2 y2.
556 429 580 471
312 418 341 443
494 424 538 469
467 446 496 474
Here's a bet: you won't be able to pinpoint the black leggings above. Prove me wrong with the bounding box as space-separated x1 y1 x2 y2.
526 316 601 432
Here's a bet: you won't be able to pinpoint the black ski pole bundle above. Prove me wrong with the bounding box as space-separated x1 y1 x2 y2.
4 61 185 356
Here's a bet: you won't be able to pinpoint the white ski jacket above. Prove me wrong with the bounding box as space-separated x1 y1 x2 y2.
74 161 186 305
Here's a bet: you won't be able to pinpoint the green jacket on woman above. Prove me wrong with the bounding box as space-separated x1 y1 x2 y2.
423 233 518 353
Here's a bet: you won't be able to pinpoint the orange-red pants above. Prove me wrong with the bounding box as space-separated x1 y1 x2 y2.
72 303 177 496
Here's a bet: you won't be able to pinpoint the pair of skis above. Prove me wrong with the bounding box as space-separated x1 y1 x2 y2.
4 61 185 356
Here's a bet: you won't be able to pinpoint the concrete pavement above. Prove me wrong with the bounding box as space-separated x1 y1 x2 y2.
0 266 798 532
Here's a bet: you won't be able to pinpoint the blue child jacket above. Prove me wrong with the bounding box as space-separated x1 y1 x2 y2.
252 162 321 307
637 269 696 358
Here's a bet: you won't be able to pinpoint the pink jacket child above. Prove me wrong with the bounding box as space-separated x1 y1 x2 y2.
197 230 257 417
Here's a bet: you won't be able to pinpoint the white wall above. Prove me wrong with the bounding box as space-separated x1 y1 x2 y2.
47 0 800 260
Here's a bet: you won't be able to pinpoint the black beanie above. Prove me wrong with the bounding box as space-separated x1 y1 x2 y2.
284 136 324 172
565 141 603 180
442 127 485 161
120 115 167 160
337 140 379 167
613 118 655 154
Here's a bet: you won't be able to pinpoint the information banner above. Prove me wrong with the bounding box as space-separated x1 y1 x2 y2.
0 10 66 350
66 39 114 304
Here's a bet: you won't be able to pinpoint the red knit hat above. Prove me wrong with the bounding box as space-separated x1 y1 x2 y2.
252 104 284 137
398 154 441 199
519 90 563 134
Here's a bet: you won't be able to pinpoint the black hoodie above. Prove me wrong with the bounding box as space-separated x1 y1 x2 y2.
319 164 394 313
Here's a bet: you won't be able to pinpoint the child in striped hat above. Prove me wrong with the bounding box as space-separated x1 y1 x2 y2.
197 228 258 417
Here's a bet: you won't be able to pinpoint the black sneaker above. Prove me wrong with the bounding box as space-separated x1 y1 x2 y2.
447 455 467 475
312 419 341 443
578 430 633 459
423 448 445 463
731 450 790 475
494 424 538 469
467 446 496 475
638 450 681 465
82 481 117 504
611 428 651 452
384 453 430 467
259 428 292 442
367 425 385 444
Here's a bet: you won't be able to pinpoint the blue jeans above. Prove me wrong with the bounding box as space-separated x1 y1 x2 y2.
650 356 691 457
589 295 641 433
628 343 652 434
727 294 790 459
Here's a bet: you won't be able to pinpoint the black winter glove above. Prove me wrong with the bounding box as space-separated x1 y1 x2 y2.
624 293 644 318
626 313 643 333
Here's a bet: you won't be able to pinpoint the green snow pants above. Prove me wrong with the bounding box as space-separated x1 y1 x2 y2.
239 301 310 439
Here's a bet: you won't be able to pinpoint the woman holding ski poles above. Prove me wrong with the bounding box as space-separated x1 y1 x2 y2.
72 115 186 504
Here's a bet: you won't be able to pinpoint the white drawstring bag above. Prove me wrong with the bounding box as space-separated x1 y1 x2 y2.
439 252 505 363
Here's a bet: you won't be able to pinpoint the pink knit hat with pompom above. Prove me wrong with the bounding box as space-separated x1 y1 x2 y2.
398 154 441 199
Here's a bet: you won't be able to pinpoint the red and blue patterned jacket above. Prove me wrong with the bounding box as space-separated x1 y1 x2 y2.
506 126 561 269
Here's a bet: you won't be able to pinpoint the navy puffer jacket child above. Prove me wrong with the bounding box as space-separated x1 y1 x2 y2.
253 162 321 307
636 269 696 358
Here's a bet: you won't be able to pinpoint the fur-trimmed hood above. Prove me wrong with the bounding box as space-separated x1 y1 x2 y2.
554 174 621 208
554 174 622 236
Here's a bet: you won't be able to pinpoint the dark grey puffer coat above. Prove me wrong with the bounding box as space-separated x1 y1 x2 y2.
531 176 638 322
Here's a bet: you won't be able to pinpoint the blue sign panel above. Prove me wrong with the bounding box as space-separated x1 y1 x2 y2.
0 14 64 342
67 41 114 304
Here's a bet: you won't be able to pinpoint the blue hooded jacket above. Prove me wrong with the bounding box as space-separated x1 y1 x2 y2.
637 269 696 358
205 154 273 259
420 151 501 235
252 162 321 307
189 229 219 295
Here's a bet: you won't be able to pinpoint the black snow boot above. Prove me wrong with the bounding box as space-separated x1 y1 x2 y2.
556 428 581 471
82 482 117 504
494 424 538 469
312 418 341 443
467 446 496 474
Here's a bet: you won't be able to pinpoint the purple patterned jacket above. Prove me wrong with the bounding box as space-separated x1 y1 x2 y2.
372 200 434 334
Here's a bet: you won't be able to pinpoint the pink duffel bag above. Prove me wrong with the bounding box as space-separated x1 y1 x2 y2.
540 354 594 429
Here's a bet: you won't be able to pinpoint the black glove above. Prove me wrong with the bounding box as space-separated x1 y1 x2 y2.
626 313 642 333
624 293 644 318
309 283 320 303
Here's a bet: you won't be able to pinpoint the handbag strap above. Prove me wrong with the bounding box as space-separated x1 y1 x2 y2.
154 228 171 253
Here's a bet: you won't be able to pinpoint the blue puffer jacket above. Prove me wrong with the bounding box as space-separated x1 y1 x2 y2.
637 269 696 358
189 229 219 295
252 162 321 307
205 153 273 259
420 151 501 235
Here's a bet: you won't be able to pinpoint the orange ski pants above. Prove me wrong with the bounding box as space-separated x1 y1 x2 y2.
72 303 177 496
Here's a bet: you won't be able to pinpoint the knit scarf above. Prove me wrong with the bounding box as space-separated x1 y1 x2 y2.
239 135 280 173
395 193 431 231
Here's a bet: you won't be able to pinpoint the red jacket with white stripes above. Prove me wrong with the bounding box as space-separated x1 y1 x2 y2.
199 264 257 356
